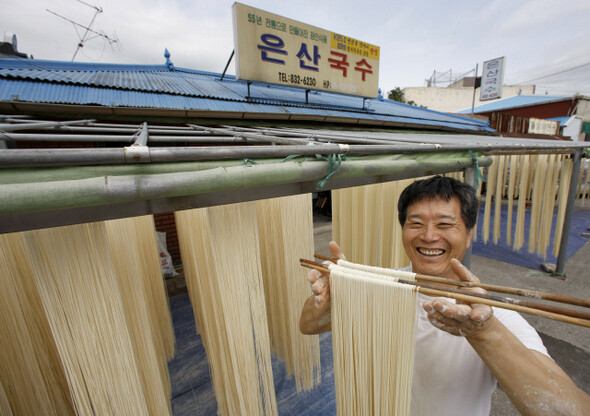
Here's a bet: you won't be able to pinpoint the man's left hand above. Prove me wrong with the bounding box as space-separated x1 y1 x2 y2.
422 259 493 337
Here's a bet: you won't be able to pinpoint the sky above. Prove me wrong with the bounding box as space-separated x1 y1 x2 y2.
3 0 590 96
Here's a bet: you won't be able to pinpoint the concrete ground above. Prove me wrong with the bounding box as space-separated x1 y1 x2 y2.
312 212 590 415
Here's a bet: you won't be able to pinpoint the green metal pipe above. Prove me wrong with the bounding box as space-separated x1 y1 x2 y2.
0 153 491 216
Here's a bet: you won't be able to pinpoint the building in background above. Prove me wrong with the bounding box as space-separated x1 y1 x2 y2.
0 32 30 59
403 75 536 113
456 95 590 141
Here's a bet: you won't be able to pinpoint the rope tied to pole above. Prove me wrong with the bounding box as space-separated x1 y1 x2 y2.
280 154 304 163
242 158 258 166
316 153 344 190
469 150 485 190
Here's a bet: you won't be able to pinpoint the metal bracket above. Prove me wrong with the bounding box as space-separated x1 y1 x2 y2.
220 50 234 82
132 122 149 146
124 145 151 163
125 122 151 162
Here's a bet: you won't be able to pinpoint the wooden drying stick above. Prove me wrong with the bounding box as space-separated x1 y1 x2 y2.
300 258 590 329
313 254 590 309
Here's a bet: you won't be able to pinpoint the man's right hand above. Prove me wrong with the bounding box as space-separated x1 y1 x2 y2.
299 241 344 334
309 241 345 308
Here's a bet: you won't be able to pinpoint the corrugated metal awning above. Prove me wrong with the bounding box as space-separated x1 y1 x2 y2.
0 57 495 133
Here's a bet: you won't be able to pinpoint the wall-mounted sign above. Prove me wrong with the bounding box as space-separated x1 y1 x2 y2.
480 56 505 101
232 2 380 98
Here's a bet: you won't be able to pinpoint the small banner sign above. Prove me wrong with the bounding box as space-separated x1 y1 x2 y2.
480 56 506 101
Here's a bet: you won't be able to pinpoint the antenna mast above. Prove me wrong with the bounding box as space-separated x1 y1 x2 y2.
47 0 120 61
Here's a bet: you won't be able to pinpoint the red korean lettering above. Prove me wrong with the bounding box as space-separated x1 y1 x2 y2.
354 58 373 81
328 51 349 77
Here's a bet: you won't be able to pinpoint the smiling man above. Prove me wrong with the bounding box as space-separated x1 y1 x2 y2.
299 175 590 415
399 175 476 280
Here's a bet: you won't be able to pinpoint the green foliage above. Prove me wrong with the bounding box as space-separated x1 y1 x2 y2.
387 88 426 108
387 87 405 102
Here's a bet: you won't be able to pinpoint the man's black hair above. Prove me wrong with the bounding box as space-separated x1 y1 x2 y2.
397 175 478 230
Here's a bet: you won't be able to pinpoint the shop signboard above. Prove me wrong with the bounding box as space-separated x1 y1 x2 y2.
232 2 380 98
480 56 506 101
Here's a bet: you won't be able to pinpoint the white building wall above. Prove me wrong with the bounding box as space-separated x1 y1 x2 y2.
403 85 535 113
562 117 583 141
575 98 590 121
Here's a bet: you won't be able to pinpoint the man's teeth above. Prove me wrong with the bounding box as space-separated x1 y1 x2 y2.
419 248 444 256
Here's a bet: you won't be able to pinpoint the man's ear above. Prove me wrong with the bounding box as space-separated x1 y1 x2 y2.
466 228 474 248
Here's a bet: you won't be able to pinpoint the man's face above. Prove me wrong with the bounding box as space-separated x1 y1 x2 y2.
402 196 473 279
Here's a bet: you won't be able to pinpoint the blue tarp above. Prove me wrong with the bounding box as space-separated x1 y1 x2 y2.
168 294 337 415
472 205 590 270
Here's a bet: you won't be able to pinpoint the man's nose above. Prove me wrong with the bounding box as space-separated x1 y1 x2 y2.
421 224 439 241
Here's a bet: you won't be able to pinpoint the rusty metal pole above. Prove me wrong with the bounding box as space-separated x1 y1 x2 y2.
555 149 583 276
463 165 477 269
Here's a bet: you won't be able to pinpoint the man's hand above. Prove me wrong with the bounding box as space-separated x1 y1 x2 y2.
308 241 345 309
299 241 345 334
422 258 493 337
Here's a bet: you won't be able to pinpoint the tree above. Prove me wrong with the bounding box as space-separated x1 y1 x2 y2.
387 87 405 102
387 87 425 108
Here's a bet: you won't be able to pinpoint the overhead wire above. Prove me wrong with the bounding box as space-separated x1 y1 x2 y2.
512 61 590 86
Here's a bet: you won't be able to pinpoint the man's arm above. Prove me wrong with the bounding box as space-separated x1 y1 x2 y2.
468 317 590 416
424 259 590 415
299 241 344 335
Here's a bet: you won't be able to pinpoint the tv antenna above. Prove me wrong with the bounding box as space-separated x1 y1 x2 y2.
47 0 120 61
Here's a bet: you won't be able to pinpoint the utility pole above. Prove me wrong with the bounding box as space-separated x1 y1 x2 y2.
47 0 119 61
471 63 479 116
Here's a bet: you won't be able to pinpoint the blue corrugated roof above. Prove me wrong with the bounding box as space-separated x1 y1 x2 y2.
0 57 493 133
548 116 582 127
548 116 571 126
457 95 571 114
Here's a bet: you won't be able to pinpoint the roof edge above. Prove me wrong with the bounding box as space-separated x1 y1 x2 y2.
0 100 496 134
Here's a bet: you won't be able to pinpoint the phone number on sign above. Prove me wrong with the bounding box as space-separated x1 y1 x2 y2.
278 72 317 87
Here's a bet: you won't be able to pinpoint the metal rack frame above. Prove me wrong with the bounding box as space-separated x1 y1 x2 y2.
1 116 587 274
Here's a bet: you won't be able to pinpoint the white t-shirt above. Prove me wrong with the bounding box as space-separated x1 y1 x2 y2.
410 292 549 416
